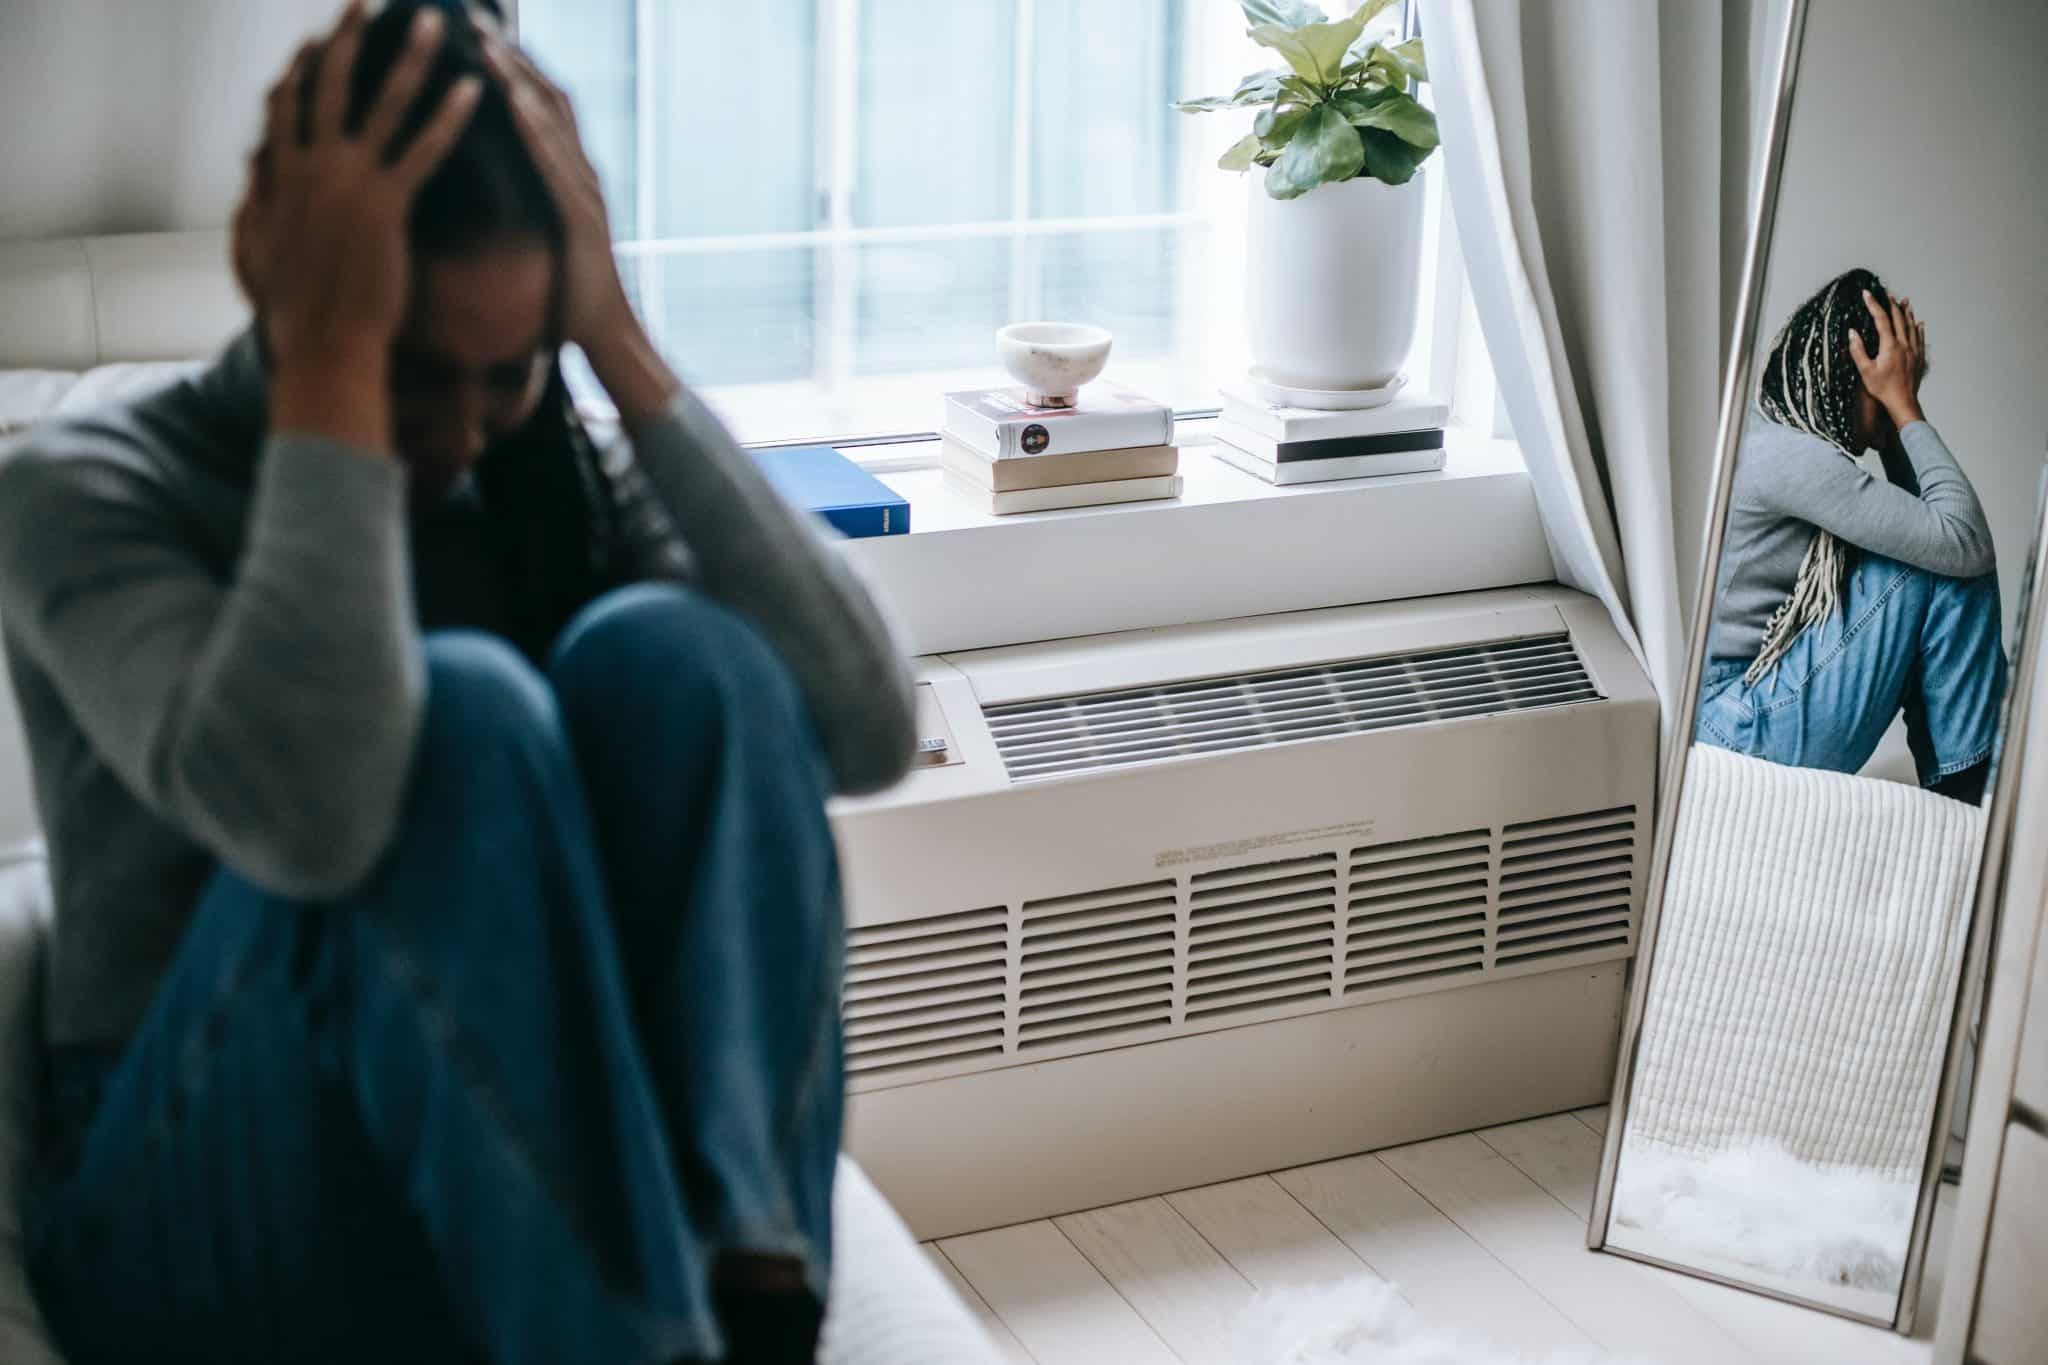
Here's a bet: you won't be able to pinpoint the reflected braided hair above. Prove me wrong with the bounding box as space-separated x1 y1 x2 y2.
349 0 646 660
1745 266 1892 684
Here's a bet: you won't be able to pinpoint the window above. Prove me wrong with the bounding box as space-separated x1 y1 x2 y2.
516 0 1495 450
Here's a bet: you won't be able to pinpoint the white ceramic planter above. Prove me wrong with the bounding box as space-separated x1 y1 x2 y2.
1245 173 1425 393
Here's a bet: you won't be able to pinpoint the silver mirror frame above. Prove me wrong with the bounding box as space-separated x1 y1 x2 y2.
1585 0 2042 1331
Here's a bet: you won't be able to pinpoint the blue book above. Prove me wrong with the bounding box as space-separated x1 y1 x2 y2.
750 445 910 539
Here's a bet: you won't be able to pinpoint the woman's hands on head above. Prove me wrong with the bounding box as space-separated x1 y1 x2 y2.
1848 288 1928 431
234 0 480 454
481 25 682 427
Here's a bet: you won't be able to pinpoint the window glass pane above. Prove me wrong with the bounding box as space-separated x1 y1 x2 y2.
1031 0 1184 219
1036 228 1182 365
517 0 636 237
854 239 1009 376
646 249 818 388
855 0 1015 228
650 2 816 237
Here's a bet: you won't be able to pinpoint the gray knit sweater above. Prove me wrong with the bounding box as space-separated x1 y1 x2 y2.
1707 413 1995 662
0 333 916 1047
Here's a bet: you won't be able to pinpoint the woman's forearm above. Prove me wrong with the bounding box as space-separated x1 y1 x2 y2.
617 381 917 795
0 431 424 899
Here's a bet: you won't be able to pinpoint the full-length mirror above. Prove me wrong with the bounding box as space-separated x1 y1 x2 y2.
1592 0 2048 1327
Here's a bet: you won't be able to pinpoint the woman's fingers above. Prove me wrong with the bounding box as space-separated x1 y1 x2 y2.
1862 289 1895 354
360 8 446 156
311 0 370 141
1848 326 1874 376
394 75 484 190
267 40 318 153
486 33 580 133
488 44 566 167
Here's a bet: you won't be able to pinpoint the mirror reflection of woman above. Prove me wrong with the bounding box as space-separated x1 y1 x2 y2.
1696 268 2004 803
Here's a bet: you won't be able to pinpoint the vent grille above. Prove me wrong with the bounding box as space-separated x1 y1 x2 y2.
1018 881 1177 1050
1187 854 1339 1022
842 803 1642 1084
1496 807 1637 964
844 907 1007 1076
984 633 1599 781
1345 830 1490 993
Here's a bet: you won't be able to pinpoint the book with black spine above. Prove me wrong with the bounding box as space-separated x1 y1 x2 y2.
1217 387 1450 444
1210 440 1445 486
1212 421 1445 465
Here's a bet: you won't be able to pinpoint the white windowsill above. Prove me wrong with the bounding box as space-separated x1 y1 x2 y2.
832 420 1555 657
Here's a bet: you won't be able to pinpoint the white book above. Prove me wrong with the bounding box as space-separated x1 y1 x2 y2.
943 470 1184 515
1210 418 1444 467
1217 387 1450 444
943 382 1174 459
1210 440 1445 486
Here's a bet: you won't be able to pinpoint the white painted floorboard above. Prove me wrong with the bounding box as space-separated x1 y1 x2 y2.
926 1107 1945 1364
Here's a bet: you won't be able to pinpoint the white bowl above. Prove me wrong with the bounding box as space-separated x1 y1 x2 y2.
997 322 1112 408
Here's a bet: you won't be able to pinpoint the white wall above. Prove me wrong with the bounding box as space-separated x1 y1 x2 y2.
1752 0 2048 635
0 0 331 241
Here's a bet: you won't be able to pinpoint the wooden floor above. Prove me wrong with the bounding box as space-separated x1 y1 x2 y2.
922 1106 1949 1364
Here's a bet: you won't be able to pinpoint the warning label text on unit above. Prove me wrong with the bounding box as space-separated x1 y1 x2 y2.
1154 819 1376 869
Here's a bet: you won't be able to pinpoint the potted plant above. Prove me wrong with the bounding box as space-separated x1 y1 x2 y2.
1177 0 1439 401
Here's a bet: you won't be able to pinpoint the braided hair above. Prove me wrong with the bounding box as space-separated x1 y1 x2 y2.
1744 266 1892 684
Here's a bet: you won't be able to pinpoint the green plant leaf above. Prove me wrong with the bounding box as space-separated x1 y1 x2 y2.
1250 15 1366 85
1217 133 1264 172
1365 45 1410 92
1231 67 1289 104
1335 87 1438 148
1389 37 1428 81
1277 75 1323 106
1342 0 1407 64
1358 126 1427 184
1255 104 1311 150
1173 68 1288 115
1237 0 1328 29
1264 103 1365 199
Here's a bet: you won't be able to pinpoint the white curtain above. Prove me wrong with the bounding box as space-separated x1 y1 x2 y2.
1423 0 1768 728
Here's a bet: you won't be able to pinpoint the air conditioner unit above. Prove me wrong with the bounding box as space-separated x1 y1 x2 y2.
830 584 1657 1239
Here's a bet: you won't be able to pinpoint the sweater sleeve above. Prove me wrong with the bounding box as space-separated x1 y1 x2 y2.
1749 420 1996 578
622 388 916 794
0 433 425 899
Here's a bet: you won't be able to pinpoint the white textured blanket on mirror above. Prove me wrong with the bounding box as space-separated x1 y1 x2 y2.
1628 742 1983 1176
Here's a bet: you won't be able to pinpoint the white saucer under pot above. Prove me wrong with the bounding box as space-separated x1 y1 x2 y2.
1245 370 1406 412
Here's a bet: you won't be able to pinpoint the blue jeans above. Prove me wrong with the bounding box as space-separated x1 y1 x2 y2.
1696 552 2005 786
25 585 845 1364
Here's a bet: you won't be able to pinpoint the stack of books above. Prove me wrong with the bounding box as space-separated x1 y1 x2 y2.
1211 387 1451 485
941 383 1180 515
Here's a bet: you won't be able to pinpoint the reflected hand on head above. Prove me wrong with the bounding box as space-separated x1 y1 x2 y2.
236 0 482 451
1847 287 1926 431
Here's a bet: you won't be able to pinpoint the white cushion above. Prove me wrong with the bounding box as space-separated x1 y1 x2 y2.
822 1159 1003 1364
49 360 205 418
0 373 78 439
0 232 243 372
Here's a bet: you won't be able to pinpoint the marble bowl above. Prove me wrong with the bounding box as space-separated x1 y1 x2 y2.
997 322 1112 408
